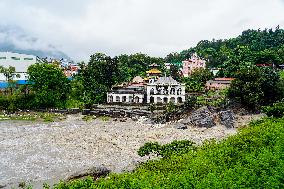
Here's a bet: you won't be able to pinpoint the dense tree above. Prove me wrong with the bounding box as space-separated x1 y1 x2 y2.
183 68 213 92
78 53 121 106
27 63 70 108
117 53 165 82
228 66 284 109
169 64 182 82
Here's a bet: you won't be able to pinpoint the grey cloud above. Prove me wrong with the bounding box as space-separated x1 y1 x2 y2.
0 25 70 60
0 0 284 61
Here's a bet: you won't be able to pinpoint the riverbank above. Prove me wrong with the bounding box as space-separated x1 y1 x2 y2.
0 113 262 188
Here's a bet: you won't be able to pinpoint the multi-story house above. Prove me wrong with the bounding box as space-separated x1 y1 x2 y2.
182 53 206 77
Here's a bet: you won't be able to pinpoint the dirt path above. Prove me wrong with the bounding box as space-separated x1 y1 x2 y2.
0 114 260 188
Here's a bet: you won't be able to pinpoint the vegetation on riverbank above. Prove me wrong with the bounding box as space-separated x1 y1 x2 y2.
0 112 65 122
52 117 284 188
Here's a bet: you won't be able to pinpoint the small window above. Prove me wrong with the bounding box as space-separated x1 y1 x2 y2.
24 58 33 60
0 57 6 60
11 57 20 60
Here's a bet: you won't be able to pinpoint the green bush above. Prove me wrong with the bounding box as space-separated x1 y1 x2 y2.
262 102 284 118
138 140 196 158
54 117 284 188
0 94 36 111
138 142 161 157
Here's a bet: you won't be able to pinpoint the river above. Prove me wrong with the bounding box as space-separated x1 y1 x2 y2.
0 114 238 188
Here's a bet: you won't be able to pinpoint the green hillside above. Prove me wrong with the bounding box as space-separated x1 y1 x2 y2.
166 27 284 77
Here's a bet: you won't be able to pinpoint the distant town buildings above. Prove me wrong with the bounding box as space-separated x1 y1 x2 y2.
0 52 40 88
0 51 80 88
206 78 235 90
63 64 80 78
182 53 206 77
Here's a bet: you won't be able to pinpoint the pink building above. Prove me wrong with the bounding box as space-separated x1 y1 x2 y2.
182 53 206 77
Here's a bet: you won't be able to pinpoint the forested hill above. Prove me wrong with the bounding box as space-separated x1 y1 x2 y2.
165 27 284 77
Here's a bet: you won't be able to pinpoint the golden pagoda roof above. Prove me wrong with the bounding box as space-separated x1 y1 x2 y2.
146 69 162 74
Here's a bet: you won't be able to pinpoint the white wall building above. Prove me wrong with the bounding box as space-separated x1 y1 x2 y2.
146 76 185 104
0 52 37 82
107 86 145 104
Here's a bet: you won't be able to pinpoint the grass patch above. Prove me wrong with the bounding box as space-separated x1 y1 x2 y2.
82 115 97 121
53 117 284 188
0 112 66 122
100 116 110 122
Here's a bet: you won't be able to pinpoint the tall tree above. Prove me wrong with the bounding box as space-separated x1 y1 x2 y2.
79 53 121 107
0 65 20 94
169 64 182 82
27 63 70 108
228 66 283 109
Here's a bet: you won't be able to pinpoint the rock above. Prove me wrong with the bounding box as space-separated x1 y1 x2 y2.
120 118 127 122
66 166 110 181
187 106 216 128
0 183 6 188
219 110 235 128
131 116 139 121
57 109 68 114
68 108 80 114
142 118 155 125
174 123 188 130
82 109 91 115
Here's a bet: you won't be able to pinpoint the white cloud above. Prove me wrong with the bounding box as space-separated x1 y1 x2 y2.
0 0 284 61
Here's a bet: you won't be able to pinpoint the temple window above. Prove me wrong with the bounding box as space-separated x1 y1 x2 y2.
150 88 155 95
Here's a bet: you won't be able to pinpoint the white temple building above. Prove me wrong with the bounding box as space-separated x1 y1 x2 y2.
146 76 185 104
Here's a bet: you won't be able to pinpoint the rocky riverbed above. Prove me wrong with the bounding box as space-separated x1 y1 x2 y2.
0 113 262 188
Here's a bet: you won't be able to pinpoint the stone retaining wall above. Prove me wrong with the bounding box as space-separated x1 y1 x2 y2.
83 107 151 118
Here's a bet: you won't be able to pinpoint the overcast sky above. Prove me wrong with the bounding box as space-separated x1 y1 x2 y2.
0 0 284 61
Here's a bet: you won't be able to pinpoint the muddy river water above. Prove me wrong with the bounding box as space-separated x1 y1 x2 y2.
0 114 239 188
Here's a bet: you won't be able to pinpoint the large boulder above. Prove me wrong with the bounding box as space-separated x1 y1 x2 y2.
219 110 235 128
66 166 110 181
182 106 216 128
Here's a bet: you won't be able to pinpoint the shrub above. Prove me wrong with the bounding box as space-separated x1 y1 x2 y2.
138 140 196 158
183 96 197 109
262 102 284 118
138 142 161 157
